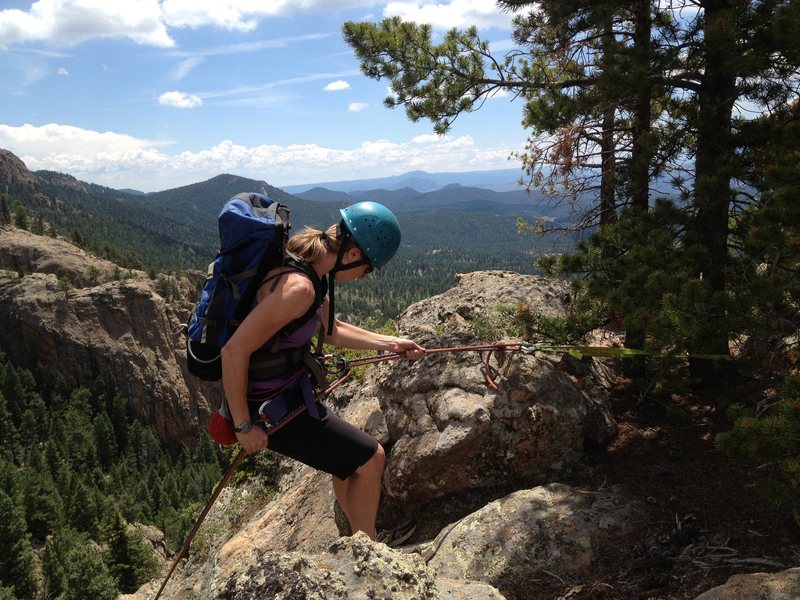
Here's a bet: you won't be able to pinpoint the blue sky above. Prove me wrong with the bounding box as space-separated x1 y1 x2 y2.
0 1 526 192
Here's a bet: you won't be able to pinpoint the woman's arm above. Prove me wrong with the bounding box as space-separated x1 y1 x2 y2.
221 272 316 452
323 302 426 358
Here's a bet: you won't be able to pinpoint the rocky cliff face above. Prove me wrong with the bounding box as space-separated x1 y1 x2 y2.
0 148 38 190
0 226 220 447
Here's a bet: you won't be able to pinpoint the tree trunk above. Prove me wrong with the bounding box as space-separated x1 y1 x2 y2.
628 0 652 213
599 16 617 227
689 0 738 382
623 0 652 376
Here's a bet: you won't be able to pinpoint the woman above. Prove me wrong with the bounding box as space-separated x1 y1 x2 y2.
220 201 425 541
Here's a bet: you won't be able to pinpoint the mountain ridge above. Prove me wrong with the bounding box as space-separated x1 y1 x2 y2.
1 147 569 323
280 167 525 194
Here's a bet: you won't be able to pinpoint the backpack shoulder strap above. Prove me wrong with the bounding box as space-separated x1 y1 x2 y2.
258 256 327 342
283 256 327 334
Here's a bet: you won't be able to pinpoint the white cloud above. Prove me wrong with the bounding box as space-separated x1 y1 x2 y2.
171 57 205 80
160 0 374 25
384 0 513 30
0 1 513 50
325 80 351 92
0 0 174 47
0 122 519 191
348 102 369 112
412 133 447 143
161 0 257 30
158 91 203 108
0 123 155 156
57 67 69 76
0 0 372 48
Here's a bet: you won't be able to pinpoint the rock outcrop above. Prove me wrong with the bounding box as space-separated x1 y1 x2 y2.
0 226 220 447
425 484 635 597
132 532 508 600
144 268 631 599
348 271 617 526
693 566 800 600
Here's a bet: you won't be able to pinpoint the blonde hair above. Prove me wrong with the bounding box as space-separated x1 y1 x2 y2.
287 224 342 264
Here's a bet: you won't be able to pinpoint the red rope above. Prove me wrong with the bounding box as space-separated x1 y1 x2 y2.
332 342 523 390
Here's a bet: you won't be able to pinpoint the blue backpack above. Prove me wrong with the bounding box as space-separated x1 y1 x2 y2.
185 192 324 381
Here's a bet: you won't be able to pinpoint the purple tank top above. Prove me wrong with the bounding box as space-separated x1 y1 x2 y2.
247 269 323 399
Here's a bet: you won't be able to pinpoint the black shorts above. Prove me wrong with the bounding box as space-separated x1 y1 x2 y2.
251 389 378 480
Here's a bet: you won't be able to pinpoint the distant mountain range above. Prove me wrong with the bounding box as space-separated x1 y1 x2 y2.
281 168 526 194
0 147 571 271
293 182 557 217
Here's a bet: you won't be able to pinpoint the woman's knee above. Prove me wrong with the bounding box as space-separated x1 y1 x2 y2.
357 443 385 475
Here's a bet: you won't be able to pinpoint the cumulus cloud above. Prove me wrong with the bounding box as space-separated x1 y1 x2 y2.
324 80 351 92
348 102 369 112
412 133 448 143
0 0 174 47
0 123 155 156
0 1 373 48
57 67 69 76
384 0 514 30
0 1 513 51
0 122 518 191
158 91 203 108
159 0 376 25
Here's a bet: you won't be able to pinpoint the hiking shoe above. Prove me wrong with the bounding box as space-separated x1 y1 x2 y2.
378 519 417 548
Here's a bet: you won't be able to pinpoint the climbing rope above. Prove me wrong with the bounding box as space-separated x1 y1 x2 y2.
155 338 731 597
324 341 529 392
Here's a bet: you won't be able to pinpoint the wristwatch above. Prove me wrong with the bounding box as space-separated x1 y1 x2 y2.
234 419 252 434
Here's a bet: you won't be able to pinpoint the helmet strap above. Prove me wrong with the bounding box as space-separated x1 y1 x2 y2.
327 222 357 335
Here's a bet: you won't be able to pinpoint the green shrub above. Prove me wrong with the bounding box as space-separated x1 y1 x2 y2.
717 371 800 525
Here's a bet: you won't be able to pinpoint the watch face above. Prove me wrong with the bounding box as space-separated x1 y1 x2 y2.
235 420 252 433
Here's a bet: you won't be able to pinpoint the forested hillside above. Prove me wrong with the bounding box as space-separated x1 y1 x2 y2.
1 152 570 323
0 353 225 598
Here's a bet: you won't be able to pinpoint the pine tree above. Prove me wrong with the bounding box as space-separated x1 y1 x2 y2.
343 1 800 386
40 534 69 600
12 202 29 230
62 540 118 600
110 392 130 451
0 460 24 528
22 449 64 541
0 490 37 599
94 411 119 471
65 479 100 536
0 193 10 225
104 512 159 593
0 391 19 462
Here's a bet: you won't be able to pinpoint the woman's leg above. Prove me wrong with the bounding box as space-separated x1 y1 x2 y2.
332 444 385 540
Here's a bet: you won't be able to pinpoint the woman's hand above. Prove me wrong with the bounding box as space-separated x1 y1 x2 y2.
235 425 269 454
388 338 426 360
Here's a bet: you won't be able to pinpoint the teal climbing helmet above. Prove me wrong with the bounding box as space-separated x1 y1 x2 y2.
339 201 401 269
